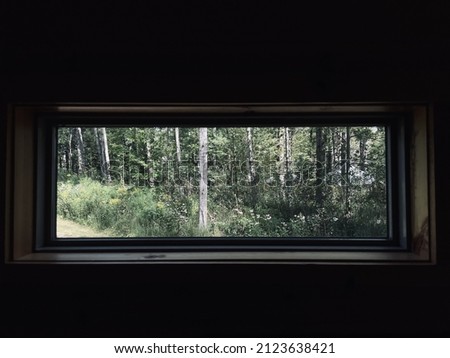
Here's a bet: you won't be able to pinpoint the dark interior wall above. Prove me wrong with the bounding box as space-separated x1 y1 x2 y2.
1 1 450 337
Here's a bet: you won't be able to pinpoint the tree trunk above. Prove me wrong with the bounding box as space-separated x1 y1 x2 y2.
95 127 112 183
60 150 66 171
359 136 366 171
346 127 351 183
198 128 208 229
145 130 154 187
278 128 286 187
226 128 237 187
340 128 349 185
93 128 104 180
340 127 351 234
134 128 140 186
175 127 182 164
246 127 256 185
345 126 351 210
174 127 182 187
315 127 325 207
66 129 72 173
284 127 292 179
73 127 84 175
127 143 132 186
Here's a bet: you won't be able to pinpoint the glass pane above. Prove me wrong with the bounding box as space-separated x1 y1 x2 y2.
56 126 387 238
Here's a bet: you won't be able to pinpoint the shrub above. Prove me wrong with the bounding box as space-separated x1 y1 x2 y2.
58 178 206 237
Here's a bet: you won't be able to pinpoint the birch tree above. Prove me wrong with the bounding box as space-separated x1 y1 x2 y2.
278 127 286 187
246 127 256 185
145 129 154 186
198 128 208 229
73 127 84 175
174 127 182 185
284 127 292 179
315 127 325 207
66 129 73 172
94 127 112 183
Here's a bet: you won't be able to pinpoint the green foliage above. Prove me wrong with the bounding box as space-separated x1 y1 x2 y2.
57 125 388 238
58 178 187 236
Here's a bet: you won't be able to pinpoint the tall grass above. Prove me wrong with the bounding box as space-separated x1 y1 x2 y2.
57 177 387 238
57 177 202 237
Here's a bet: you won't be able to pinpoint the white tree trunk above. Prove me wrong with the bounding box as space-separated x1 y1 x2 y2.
284 127 292 177
102 128 112 182
66 130 72 172
174 127 182 189
145 130 154 186
246 127 256 184
198 128 208 229
278 127 286 185
95 127 112 183
74 127 84 175
175 127 182 164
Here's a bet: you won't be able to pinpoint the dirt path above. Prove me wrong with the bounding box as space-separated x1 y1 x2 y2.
57 216 113 238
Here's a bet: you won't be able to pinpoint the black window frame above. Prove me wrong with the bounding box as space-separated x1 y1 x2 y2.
35 111 410 253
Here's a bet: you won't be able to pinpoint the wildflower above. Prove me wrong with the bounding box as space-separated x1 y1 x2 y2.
109 198 121 206
117 187 127 195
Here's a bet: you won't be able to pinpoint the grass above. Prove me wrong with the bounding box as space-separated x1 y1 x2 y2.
57 216 115 238
57 177 387 238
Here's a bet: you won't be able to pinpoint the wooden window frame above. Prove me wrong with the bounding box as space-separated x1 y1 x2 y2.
4 103 436 264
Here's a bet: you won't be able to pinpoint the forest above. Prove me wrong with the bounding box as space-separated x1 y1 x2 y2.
56 125 387 238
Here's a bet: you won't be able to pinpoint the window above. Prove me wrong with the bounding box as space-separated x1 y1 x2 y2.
5 104 435 264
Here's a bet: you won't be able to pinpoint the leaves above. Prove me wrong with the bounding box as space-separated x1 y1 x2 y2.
57 125 387 238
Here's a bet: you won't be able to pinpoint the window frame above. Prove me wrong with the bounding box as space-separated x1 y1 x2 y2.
4 103 435 264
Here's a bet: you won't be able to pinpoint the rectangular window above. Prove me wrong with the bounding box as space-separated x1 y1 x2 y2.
6 104 435 263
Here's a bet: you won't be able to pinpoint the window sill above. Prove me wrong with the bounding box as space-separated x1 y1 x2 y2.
11 250 431 265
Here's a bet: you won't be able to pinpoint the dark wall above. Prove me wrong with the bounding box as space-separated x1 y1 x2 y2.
2 2 450 337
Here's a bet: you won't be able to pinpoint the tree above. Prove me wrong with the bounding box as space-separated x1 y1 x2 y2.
174 127 182 186
285 127 292 178
145 129 154 186
315 127 325 207
65 128 72 172
278 127 286 187
246 127 256 184
73 127 85 175
94 127 112 183
57 124 388 238
198 128 208 229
